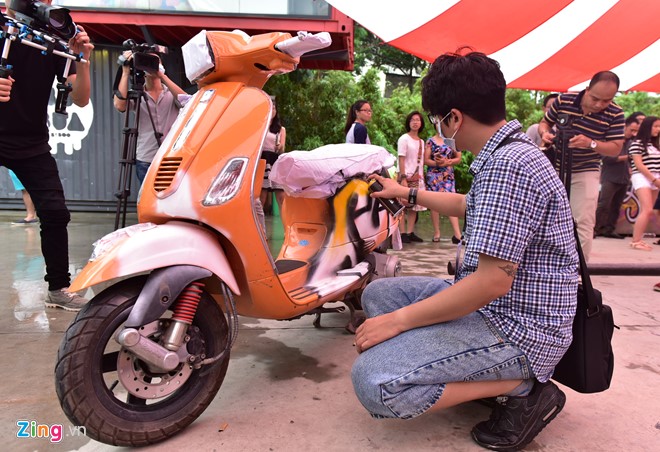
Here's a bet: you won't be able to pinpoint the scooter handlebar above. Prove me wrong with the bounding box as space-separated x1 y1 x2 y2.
275 31 332 58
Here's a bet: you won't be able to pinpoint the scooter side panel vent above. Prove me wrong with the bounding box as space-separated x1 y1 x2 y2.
154 157 183 192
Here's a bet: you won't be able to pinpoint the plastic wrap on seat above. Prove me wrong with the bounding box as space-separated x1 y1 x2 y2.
270 144 395 198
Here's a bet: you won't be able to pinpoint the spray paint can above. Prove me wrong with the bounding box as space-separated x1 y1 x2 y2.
368 179 405 217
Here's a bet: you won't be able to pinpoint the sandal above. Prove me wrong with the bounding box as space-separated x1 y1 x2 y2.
432 236 441 242
630 241 653 251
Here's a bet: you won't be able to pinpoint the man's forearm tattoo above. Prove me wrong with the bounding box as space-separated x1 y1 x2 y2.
498 263 518 278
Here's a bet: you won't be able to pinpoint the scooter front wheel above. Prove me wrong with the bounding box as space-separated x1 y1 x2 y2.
55 276 230 447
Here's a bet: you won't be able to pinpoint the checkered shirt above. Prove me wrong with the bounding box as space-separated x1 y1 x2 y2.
457 120 579 382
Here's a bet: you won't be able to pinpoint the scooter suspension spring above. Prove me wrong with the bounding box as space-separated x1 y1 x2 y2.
172 282 205 324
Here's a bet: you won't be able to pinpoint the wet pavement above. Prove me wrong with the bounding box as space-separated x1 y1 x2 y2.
0 210 658 452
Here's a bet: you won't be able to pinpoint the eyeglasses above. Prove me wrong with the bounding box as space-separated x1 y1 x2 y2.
359 109 373 113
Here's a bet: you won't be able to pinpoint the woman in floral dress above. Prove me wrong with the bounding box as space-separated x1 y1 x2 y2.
425 133 462 242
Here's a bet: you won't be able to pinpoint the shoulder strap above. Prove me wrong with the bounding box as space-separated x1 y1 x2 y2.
573 222 600 316
497 128 528 149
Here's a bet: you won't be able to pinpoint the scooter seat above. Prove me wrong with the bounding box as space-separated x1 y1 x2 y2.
274 259 307 274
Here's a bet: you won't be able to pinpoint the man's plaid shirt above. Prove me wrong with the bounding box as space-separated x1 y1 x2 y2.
457 120 579 382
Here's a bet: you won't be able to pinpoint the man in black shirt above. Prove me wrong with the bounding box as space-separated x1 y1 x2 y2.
594 115 640 239
0 1 94 311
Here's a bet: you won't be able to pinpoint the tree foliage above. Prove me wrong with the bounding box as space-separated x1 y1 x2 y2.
353 25 428 92
614 91 660 117
264 68 426 153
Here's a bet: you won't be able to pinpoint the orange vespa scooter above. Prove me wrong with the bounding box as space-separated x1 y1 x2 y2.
55 30 401 447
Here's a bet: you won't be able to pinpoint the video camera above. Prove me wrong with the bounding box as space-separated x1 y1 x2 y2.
117 39 168 75
8 0 78 41
1 1 86 115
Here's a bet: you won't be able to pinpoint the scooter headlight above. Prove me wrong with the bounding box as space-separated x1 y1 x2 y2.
203 157 249 206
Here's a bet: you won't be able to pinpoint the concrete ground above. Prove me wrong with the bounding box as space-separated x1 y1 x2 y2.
0 210 658 452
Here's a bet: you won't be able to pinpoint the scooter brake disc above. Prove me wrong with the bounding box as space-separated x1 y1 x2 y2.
117 320 194 400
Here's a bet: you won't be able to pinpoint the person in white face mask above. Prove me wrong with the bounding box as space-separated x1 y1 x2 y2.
352 50 578 452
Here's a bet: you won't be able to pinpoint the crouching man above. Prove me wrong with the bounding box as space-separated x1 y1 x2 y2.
352 50 578 451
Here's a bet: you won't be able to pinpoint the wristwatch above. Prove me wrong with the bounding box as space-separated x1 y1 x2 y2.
408 188 418 205
590 140 597 149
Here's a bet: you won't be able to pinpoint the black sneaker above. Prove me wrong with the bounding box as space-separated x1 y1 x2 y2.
471 380 565 451
409 232 424 242
401 233 411 243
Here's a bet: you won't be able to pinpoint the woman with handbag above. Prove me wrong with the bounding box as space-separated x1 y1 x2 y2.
397 111 427 243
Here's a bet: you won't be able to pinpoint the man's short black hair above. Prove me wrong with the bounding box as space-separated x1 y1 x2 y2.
543 93 559 108
624 115 640 127
588 71 620 89
421 49 506 126
629 111 645 122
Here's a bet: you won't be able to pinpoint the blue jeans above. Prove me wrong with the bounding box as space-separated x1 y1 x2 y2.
352 277 533 419
135 160 151 185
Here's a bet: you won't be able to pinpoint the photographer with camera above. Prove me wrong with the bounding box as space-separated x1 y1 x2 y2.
0 0 93 311
113 49 185 185
538 71 625 260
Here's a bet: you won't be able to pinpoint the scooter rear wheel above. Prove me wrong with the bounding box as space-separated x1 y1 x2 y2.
55 276 230 447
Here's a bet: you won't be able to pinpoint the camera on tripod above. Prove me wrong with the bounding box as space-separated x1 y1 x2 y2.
8 0 78 41
111 40 168 230
117 39 168 75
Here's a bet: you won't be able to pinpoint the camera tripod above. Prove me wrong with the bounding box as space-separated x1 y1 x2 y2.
553 113 574 200
114 68 162 230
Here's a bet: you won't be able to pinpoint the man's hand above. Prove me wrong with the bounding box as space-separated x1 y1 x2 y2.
540 130 555 145
0 76 14 102
568 133 593 149
354 311 403 353
120 51 133 75
68 26 94 60
368 174 408 200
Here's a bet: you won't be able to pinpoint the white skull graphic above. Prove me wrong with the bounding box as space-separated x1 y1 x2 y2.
47 80 94 155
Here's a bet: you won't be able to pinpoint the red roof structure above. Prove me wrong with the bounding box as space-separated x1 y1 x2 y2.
0 2 355 71
326 0 660 92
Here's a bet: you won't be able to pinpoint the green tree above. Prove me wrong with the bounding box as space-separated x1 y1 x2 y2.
615 91 660 117
353 25 428 92
264 69 359 150
505 89 539 129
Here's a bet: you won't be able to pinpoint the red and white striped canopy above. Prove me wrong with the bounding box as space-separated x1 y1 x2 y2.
326 0 660 92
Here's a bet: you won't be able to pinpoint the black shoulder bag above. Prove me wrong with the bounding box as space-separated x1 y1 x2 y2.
552 224 616 393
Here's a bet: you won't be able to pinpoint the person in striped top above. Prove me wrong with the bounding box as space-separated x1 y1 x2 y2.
538 71 625 260
627 116 660 250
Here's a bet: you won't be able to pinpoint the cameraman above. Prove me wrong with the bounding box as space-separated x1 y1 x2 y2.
113 51 185 185
538 71 624 260
0 0 93 311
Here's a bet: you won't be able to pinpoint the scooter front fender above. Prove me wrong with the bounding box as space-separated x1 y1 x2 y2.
70 221 239 295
